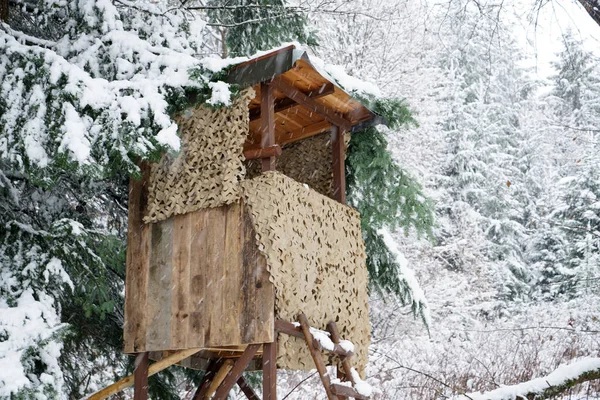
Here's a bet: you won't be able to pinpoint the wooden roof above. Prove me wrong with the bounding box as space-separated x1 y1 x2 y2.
225 45 386 152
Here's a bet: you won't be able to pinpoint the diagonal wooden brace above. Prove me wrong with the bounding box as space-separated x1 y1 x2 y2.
212 344 261 399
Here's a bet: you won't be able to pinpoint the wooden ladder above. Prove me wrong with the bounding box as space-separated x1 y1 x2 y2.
275 312 372 400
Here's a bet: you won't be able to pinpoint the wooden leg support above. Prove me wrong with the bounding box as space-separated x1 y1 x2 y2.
133 352 149 400
262 341 277 400
237 376 260 400
192 360 222 400
298 313 337 400
213 344 261 400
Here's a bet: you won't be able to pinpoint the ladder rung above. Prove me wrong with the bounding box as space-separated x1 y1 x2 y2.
330 383 369 400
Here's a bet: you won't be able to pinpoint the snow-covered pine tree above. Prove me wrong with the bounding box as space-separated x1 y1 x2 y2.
432 2 542 303
0 1 238 397
205 0 316 57
541 32 600 297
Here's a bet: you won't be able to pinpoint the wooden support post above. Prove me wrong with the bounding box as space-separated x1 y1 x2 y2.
133 352 149 400
298 313 337 400
213 344 261 399
331 125 346 204
262 341 277 400
260 81 276 172
327 321 355 400
237 376 260 400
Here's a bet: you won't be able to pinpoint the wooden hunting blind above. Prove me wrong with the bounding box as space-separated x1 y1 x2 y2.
116 45 386 400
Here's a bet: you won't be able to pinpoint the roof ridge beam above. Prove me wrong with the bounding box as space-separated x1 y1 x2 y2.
270 77 352 132
249 82 334 121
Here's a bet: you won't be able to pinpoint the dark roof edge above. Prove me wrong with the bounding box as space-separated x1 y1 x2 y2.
225 45 389 129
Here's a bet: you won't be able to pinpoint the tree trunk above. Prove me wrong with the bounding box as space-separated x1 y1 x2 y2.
0 0 8 22
578 0 600 28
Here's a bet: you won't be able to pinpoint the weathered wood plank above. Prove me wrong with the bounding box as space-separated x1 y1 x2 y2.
128 199 275 353
187 208 211 348
146 218 173 350
222 202 243 345
124 163 152 353
206 206 228 346
171 213 192 348
242 208 275 344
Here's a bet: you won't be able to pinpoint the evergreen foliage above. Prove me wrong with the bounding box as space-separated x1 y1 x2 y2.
431 2 542 302
206 0 317 57
347 98 434 312
0 1 230 397
525 32 600 300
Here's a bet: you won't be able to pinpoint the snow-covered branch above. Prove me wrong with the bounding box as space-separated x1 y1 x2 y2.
454 358 600 400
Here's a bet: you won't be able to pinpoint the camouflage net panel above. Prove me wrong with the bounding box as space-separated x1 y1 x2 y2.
241 171 370 374
144 88 254 223
244 131 351 198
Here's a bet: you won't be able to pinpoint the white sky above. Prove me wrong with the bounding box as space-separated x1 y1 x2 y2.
517 0 600 78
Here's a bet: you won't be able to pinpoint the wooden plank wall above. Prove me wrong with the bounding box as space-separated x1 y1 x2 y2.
124 175 275 353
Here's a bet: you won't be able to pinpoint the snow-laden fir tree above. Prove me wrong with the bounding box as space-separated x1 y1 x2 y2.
539 32 600 298
0 1 234 397
432 2 543 304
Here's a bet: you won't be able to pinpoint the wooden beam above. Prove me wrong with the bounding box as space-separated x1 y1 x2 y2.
260 81 276 172
213 344 261 399
262 341 277 400
191 360 222 400
243 144 282 161
133 353 149 400
275 319 354 357
249 83 335 121
88 348 201 400
205 359 235 399
298 313 338 400
327 321 355 398
245 120 331 153
330 383 369 400
236 376 260 400
331 126 346 204
271 76 352 132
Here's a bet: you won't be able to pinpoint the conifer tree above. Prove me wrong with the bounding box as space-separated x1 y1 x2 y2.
432 2 541 301
206 0 316 57
541 32 600 297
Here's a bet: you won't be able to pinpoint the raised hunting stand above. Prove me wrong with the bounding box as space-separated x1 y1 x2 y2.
89 45 386 400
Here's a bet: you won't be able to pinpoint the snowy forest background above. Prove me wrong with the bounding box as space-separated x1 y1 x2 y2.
1 0 600 398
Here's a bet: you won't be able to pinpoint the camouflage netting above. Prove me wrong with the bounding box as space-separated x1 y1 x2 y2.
241 172 370 374
144 88 255 223
244 131 350 198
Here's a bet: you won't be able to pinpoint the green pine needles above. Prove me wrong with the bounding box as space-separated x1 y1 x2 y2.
347 98 434 311
206 0 317 57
